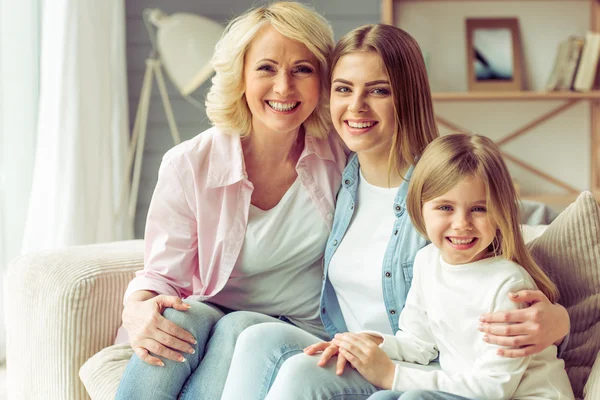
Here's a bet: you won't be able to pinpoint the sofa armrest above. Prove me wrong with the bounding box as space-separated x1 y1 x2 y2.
5 240 143 400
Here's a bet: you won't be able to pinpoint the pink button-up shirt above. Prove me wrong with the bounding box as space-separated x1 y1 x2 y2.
123 126 346 304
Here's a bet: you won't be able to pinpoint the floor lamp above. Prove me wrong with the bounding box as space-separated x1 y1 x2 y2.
119 8 224 225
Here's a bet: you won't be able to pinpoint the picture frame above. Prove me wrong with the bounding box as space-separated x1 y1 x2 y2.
466 18 524 92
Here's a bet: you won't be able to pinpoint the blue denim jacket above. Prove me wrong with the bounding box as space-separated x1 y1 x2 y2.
319 153 428 338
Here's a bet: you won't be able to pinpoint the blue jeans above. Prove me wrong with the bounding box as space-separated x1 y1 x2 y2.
115 302 281 400
368 390 473 400
222 323 474 400
222 322 379 400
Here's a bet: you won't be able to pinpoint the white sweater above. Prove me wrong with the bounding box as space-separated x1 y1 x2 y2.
370 244 574 400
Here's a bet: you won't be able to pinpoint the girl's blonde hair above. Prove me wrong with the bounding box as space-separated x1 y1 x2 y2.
205 1 334 138
329 24 439 176
406 134 559 303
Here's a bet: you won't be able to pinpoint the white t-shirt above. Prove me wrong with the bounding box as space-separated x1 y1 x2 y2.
210 178 328 337
328 169 398 335
369 244 575 399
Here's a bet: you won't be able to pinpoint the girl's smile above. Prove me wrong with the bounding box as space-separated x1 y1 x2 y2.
422 174 496 265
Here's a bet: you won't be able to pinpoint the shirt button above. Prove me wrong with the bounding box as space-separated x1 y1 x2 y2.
390 309 396 315
350 205 354 210
326 213 333 220
394 229 398 235
395 205 401 211
385 272 391 278
344 179 351 185
333 239 338 246
322 307 326 314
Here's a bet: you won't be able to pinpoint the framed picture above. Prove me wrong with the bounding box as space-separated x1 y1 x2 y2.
466 18 524 92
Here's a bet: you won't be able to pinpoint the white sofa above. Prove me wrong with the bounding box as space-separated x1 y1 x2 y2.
5 240 144 400
5 193 600 399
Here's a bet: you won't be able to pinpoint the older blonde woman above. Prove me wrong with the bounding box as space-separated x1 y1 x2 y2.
109 2 346 399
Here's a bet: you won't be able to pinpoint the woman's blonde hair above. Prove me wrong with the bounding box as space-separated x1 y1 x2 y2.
406 134 559 303
205 1 334 138
329 24 439 176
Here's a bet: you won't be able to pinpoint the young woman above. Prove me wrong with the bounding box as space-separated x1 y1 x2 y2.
332 134 574 400
220 24 571 400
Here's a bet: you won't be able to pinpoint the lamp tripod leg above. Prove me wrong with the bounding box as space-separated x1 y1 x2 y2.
118 59 154 224
128 59 155 223
154 61 182 146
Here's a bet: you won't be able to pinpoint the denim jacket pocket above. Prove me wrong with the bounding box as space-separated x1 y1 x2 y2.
402 262 414 292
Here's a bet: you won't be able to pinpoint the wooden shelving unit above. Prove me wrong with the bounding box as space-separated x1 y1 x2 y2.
382 0 600 204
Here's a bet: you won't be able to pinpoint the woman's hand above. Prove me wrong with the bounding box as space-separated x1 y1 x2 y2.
478 289 570 358
122 292 197 366
332 333 395 389
304 341 349 374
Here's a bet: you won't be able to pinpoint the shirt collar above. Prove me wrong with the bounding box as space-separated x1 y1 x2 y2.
299 132 337 164
206 130 246 188
206 129 337 188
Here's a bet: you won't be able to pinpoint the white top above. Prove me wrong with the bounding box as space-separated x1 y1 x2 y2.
329 169 398 335
210 178 329 337
368 244 574 400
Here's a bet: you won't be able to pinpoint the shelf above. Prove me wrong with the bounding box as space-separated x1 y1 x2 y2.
432 91 600 101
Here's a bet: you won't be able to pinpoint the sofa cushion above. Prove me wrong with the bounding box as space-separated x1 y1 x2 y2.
80 342 133 400
585 350 600 400
526 191 600 399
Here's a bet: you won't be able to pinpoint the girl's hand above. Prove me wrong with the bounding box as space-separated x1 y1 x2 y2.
122 294 197 366
478 289 570 358
332 333 395 389
304 341 349 374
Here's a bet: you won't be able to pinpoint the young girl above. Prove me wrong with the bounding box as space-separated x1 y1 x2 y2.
332 134 575 400
220 24 571 400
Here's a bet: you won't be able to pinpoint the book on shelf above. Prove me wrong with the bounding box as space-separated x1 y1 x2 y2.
546 36 585 91
573 31 600 92
559 37 584 90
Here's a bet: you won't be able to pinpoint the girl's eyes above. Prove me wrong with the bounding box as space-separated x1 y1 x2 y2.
436 205 486 212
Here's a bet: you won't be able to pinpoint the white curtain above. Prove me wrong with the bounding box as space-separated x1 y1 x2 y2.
0 0 41 363
22 0 132 253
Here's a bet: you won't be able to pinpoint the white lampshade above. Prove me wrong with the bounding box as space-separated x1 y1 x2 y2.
148 9 224 98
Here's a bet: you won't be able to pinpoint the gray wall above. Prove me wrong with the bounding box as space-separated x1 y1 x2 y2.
126 0 380 237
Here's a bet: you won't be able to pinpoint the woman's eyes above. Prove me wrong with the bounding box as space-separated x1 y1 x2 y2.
472 206 487 212
257 65 275 73
334 86 351 93
256 65 314 74
293 65 314 74
371 88 390 95
438 205 452 211
332 86 390 95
